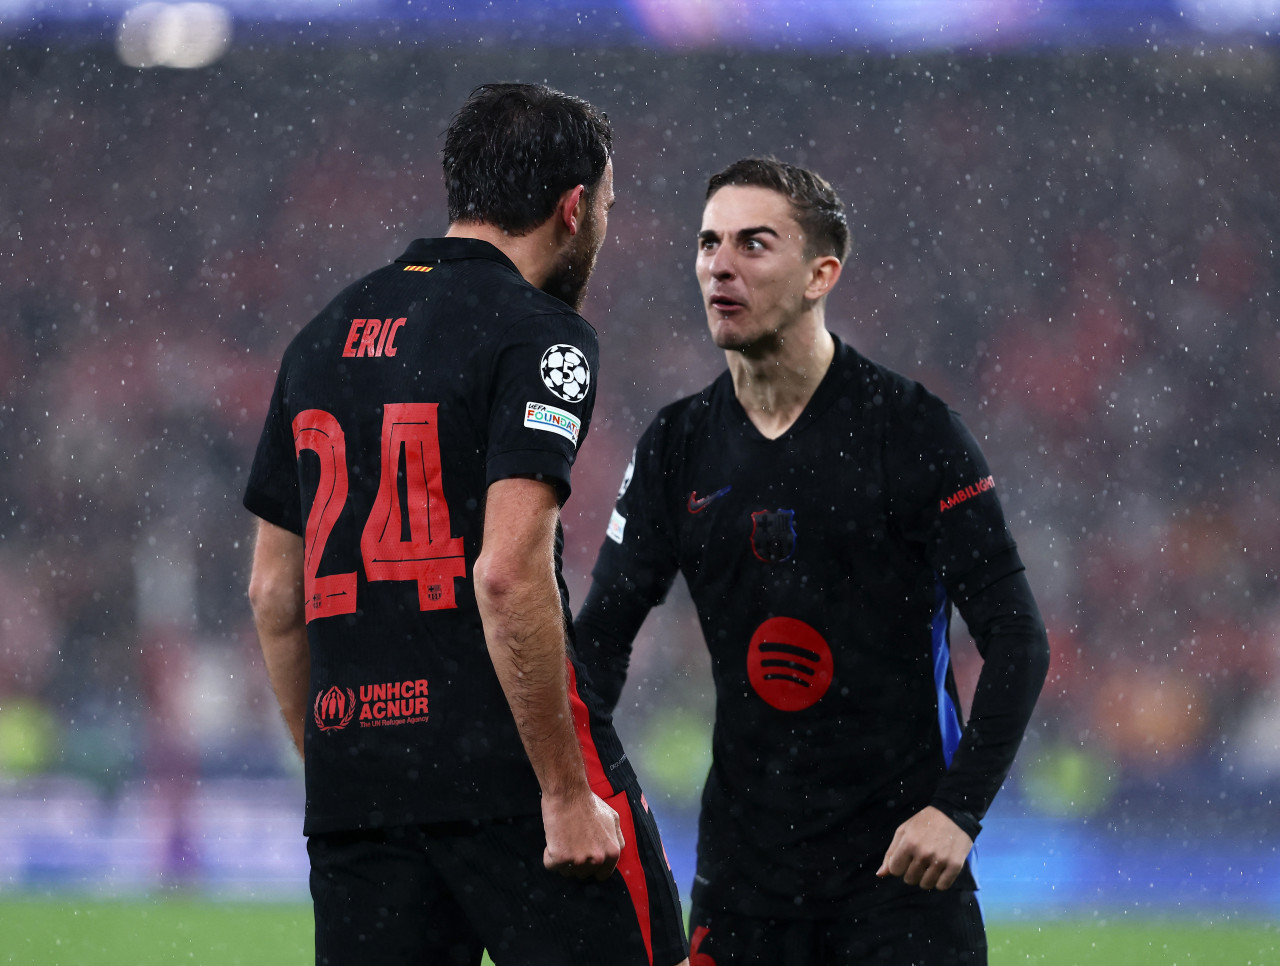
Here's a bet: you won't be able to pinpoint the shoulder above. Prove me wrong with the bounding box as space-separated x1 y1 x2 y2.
281 255 422 357
836 342 951 425
638 374 726 453
485 285 598 355
279 289 362 370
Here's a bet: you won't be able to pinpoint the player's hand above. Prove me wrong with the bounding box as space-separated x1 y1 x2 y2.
875 805 973 891
541 789 624 881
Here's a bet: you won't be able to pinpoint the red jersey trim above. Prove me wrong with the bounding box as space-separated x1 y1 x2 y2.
566 658 610 793
566 660 655 963
607 789 655 965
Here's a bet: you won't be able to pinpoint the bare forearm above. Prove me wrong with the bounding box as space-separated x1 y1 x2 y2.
477 562 589 800
248 520 309 758
476 477 622 879
258 623 309 756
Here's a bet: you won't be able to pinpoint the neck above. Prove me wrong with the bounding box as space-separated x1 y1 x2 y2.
445 221 562 287
727 318 835 440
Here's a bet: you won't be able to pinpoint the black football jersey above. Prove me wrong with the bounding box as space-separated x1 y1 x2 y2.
590 337 1020 915
245 238 631 834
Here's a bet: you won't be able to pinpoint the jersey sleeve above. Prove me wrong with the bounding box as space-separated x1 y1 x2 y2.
885 383 1049 829
485 311 598 501
933 562 1050 827
884 385 1017 592
590 417 682 608
243 361 303 535
575 419 682 711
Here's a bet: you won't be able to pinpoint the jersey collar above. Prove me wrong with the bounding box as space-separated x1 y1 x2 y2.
396 237 521 274
722 334 853 443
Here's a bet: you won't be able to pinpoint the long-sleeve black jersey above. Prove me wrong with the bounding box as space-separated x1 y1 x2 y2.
575 336 1049 917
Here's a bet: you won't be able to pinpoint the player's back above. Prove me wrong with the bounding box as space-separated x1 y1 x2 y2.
262 237 601 833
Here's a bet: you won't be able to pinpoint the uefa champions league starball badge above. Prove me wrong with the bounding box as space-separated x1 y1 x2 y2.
540 344 590 402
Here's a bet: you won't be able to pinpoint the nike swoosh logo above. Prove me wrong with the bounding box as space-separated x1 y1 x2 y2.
688 486 732 513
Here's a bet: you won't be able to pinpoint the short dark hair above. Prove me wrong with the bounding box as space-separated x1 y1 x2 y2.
443 83 613 236
706 158 850 261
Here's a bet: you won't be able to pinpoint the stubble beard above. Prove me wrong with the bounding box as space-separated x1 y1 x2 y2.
709 312 776 356
710 319 749 352
541 213 602 312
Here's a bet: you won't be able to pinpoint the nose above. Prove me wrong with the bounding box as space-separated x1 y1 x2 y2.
707 245 736 280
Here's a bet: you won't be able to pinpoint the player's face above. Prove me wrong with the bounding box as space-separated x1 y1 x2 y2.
696 185 819 354
543 159 615 311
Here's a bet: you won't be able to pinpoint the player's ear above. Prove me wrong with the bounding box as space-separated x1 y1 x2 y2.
557 184 587 236
805 255 842 300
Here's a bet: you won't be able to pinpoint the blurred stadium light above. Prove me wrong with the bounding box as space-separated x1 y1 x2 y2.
2 0 1280 51
115 2 232 69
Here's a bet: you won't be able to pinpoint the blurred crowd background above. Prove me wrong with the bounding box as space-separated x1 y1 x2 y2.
2 9 1279 903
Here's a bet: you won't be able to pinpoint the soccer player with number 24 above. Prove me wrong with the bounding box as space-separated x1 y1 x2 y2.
244 83 689 966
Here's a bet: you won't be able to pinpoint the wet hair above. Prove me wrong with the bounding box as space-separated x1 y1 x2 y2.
443 82 613 236
706 157 850 261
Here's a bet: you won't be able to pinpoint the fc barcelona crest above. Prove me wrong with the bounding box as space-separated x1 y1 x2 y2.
750 509 797 563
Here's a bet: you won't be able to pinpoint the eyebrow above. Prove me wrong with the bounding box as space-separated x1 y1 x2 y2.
698 225 781 244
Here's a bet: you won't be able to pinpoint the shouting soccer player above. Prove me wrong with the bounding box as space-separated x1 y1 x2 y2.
245 83 689 966
575 158 1050 965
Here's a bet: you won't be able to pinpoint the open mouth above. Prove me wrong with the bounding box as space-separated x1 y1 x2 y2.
710 295 744 311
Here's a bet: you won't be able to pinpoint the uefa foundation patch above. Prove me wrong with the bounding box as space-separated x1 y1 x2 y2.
606 508 627 544
524 402 581 445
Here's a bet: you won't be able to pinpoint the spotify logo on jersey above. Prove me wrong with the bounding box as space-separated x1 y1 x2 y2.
746 617 834 712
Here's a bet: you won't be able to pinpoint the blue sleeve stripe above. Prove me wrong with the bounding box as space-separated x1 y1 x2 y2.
931 577 964 767
931 575 980 886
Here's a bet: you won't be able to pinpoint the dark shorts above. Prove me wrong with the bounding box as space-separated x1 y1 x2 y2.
308 784 688 966
688 889 986 966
